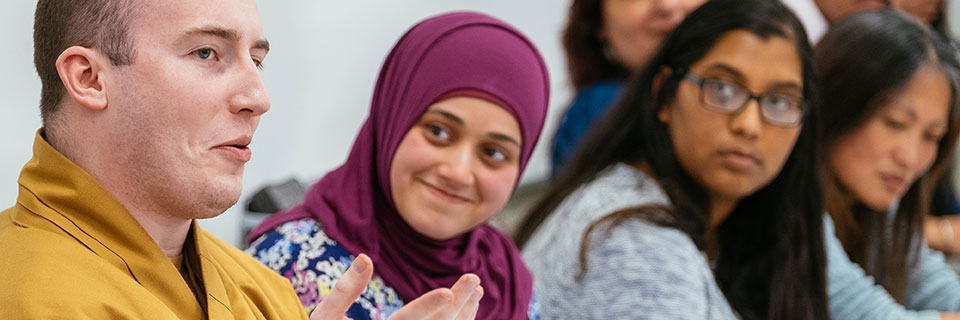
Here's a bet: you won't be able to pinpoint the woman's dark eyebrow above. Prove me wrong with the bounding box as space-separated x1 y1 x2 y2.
890 103 919 122
427 110 464 125
428 109 520 146
488 133 520 147
701 63 745 82
702 63 802 91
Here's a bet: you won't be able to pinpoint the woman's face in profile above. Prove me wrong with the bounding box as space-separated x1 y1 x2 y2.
658 29 804 211
389 96 523 240
828 65 951 211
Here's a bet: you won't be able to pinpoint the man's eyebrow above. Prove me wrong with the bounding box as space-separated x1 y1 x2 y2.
180 26 270 53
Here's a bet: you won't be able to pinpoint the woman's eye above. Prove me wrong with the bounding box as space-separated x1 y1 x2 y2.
426 124 450 140
924 130 945 143
706 81 738 103
763 94 794 114
883 117 907 130
484 147 508 163
487 148 505 161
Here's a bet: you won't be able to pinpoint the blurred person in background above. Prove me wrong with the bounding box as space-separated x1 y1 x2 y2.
550 0 704 178
816 10 960 319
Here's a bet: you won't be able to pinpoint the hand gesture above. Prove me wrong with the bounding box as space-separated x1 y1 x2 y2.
309 254 483 320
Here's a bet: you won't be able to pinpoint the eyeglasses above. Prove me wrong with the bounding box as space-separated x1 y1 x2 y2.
681 72 807 127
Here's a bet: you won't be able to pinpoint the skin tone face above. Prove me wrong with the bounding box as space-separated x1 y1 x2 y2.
657 29 804 225
895 0 944 25
828 65 950 211
389 96 522 240
600 0 705 71
814 0 889 23
105 0 270 223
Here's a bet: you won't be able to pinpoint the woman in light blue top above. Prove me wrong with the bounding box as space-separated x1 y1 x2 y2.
816 10 960 320
515 0 830 318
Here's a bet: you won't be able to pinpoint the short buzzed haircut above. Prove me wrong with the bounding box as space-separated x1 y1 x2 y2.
33 0 139 126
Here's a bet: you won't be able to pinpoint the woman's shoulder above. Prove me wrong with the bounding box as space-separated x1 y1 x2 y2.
246 218 406 319
246 218 348 271
539 212 731 319
524 163 671 260
564 163 669 213
563 81 623 119
574 81 623 105
588 217 703 267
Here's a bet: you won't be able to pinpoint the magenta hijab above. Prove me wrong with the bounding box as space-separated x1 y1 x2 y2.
249 12 549 319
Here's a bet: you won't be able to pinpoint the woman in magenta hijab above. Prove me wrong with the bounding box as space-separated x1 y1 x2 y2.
247 12 549 320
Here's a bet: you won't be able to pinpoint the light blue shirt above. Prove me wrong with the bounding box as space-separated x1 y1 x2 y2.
824 215 960 319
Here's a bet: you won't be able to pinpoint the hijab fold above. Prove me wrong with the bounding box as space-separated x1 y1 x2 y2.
249 11 549 319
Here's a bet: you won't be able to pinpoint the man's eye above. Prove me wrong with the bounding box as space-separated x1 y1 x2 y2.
194 48 214 60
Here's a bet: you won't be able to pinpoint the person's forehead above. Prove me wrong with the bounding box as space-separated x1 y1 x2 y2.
132 0 265 42
691 30 802 84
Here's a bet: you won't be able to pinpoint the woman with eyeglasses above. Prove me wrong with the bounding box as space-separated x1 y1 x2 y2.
816 10 960 320
514 0 829 318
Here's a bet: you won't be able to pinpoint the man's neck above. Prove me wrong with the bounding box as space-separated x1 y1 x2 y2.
47 128 192 258
129 211 193 257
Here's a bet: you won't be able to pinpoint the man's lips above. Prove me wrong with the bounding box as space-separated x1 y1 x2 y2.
212 135 252 162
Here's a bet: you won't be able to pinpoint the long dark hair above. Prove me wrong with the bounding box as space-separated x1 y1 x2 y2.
562 0 629 90
816 10 960 302
516 0 829 319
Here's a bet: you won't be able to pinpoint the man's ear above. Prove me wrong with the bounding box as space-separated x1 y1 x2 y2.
55 46 109 111
654 66 673 124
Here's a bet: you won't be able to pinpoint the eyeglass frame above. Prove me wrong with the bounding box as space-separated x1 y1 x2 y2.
678 70 808 127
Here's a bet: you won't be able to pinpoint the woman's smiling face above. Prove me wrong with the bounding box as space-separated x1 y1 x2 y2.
389 96 522 240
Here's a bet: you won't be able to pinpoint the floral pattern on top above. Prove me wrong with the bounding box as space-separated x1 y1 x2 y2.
247 218 540 320
247 218 403 320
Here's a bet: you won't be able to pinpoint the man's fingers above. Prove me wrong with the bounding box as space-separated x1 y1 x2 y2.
389 288 454 319
310 254 374 320
454 286 483 320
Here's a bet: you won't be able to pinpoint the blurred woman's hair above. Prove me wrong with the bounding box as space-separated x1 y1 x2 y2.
562 0 629 90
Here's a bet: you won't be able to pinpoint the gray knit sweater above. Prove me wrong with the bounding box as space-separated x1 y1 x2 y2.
523 163 737 319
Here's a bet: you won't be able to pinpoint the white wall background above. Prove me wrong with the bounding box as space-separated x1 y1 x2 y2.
0 1 573 246
7 1 960 247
